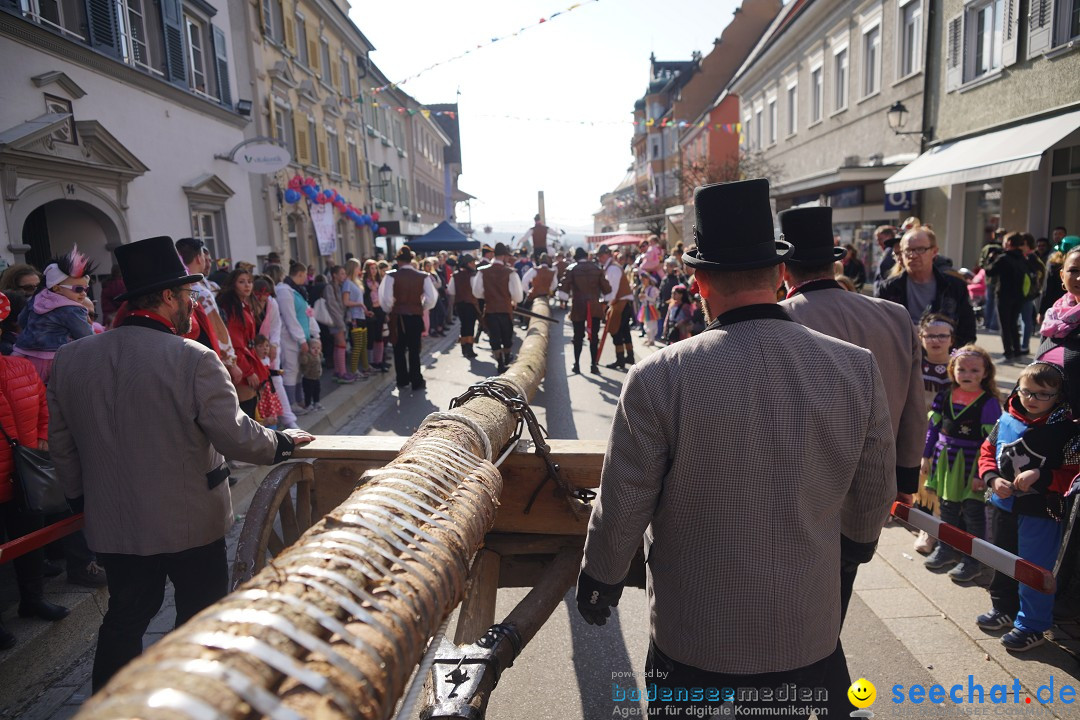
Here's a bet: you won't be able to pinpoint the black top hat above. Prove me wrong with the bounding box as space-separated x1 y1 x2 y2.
574 247 588 261
683 179 792 271
597 244 612 256
459 254 476 266
494 242 510 257
777 207 846 266
115 236 203 301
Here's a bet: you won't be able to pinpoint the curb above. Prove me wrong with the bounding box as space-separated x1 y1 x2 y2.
0 330 458 715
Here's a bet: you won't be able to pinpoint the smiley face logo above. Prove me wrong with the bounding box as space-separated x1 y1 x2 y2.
848 678 876 709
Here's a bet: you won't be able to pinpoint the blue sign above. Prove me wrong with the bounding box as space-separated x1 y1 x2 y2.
885 191 913 211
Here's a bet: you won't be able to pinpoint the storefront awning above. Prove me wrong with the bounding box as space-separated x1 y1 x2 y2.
884 110 1080 193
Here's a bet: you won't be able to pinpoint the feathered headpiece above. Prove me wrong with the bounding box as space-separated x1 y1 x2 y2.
44 246 95 289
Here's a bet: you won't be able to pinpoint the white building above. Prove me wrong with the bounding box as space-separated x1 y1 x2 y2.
0 0 258 274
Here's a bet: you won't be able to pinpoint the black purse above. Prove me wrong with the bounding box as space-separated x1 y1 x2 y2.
1 425 68 515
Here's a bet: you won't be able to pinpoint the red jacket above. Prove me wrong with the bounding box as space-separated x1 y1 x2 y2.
0 355 49 503
225 303 268 385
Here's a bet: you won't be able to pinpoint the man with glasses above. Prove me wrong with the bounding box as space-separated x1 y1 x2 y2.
876 226 976 346
47 236 314 691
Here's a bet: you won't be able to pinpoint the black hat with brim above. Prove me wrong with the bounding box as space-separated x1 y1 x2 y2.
574 247 588 260
777 206 846 266
683 179 792 271
115 236 204 301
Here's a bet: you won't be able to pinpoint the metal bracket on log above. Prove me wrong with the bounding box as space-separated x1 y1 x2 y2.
420 625 522 720
449 378 595 518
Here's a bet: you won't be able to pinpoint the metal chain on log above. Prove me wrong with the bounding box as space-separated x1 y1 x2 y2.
76 299 554 720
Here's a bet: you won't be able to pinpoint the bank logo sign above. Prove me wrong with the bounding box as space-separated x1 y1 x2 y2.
236 143 291 174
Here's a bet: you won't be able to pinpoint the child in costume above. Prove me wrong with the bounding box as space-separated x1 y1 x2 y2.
663 285 694 343
922 345 1002 581
913 314 956 555
13 248 95 384
299 338 324 412
636 270 660 346
254 335 283 429
976 361 1078 651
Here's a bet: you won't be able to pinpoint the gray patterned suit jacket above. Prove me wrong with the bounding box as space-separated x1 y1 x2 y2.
781 283 925 483
48 324 292 556
581 305 895 674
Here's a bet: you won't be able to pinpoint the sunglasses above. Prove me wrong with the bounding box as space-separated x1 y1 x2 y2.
57 284 89 294
18 284 39 293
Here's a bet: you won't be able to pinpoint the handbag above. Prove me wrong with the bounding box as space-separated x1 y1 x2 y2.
313 297 333 326
0 425 68 515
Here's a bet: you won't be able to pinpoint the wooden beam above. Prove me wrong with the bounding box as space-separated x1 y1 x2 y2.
453 549 501 644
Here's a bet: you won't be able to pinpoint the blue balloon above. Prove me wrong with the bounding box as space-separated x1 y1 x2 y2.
284 189 301 204
371 223 379 233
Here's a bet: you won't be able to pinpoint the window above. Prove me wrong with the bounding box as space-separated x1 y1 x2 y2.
786 84 798 136
971 0 1005 78
287 214 301 263
754 106 763 149
18 0 85 40
833 47 848 111
191 208 228 260
116 0 151 71
308 117 318 167
185 14 208 95
899 0 922 76
327 129 340 175
341 57 351 96
767 98 777 145
862 25 880 96
320 38 331 85
810 66 823 122
370 163 382 201
393 120 403 148
347 139 359 182
399 178 409 209
270 0 284 43
274 101 294 158
295 13 308 65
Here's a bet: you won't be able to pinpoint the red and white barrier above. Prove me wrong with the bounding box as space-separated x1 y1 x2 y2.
891 502 1056 594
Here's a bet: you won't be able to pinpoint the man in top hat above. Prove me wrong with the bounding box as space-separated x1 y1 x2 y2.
559 247 611 374
379 245 438 391
576 180 894 718
597 244 637 370
472 243 524 374
448 254 481 359
47 236 314 691
778 206 925 610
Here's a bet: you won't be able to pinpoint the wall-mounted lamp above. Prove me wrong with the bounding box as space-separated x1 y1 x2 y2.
886 101 931 141
236 99 253 116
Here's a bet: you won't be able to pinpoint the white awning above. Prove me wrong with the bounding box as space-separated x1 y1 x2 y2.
884 110 1080 193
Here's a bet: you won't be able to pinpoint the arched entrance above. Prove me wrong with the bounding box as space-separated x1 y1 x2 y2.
19 199 119 274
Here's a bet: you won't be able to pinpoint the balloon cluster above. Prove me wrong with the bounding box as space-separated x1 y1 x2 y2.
284 175 387 235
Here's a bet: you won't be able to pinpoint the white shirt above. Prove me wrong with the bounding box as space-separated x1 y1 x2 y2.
378 264 438 313
521 265 558 297
471 259 524 303
603 259 632 302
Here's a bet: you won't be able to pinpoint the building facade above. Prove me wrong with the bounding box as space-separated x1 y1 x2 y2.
0 0 256 277
730 0 930 270
886 0 1080 270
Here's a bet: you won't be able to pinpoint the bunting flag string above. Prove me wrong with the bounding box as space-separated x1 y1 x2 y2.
358 100 744 134
371 0 600 93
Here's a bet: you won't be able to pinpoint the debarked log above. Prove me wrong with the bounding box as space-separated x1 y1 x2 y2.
75 300 555 720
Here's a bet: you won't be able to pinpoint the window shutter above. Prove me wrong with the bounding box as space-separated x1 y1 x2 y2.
84 0 121 58
296 122 309 164
317 129 328 169
945 14 963 92
1027 0 1055 58
331 56 341 91
338 144 347 179
159 0 188 87
211 25 232 106
283 7 296 54
307 28 319 72
1001 0 1020 66
260 0 271 37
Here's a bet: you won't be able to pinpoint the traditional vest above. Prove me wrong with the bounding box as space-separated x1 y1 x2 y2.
453 268 479 307
481 263 515 314
391 266 426 316
529 266 555 299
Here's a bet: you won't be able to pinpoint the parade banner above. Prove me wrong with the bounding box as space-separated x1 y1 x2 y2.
310 202 337 256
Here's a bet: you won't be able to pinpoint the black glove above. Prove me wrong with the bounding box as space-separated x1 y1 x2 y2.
576 569 624 626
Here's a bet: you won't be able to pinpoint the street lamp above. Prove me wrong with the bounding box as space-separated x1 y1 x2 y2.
368 163 392 190
886 101 932 141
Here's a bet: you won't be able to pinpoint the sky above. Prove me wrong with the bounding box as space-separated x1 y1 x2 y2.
349 0 742 236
